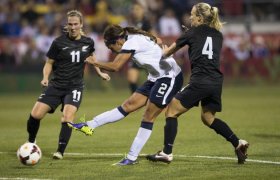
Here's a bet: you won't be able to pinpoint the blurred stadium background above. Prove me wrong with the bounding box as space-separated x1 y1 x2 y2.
0 0 280 92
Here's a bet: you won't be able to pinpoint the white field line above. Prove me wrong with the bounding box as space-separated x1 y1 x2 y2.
0 178 53 180
2 151 280 165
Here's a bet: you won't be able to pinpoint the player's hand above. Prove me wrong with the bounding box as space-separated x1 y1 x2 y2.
162 44 169 58
85 56 97 65
99 72 111 81
41 79 49 87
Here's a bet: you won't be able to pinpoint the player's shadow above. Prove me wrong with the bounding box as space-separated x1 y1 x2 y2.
253 133 280 139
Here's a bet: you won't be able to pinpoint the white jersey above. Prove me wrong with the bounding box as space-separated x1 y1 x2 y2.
121 34 181 82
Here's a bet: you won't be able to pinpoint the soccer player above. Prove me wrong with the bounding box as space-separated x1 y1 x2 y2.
146 2 249 164
68 25 183 165
25 10 110 160
126 2 154 93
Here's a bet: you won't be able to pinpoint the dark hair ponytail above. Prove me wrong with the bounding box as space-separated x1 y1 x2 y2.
123 27 157 43
104 25 157 46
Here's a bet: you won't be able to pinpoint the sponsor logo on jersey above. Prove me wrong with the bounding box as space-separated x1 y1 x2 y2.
62 47 69 50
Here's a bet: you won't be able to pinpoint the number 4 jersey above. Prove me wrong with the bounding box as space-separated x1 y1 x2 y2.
47 34 95 88
176 24 223 85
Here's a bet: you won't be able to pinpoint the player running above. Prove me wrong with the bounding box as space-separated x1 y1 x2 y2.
25 10 110 160
146 2 249 164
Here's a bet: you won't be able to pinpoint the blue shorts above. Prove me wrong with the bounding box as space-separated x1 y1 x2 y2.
136 72 183 108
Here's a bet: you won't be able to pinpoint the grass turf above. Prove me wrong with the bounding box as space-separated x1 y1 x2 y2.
0 85 280 179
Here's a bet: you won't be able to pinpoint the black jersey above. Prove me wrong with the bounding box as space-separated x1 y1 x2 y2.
176 24 223 85
47 34 95 88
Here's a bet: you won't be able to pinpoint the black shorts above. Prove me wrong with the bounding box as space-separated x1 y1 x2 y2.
175 83 222 112
37 85 84 113
136 72 183 108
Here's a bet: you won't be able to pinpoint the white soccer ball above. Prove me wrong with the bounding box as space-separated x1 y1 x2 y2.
17 142 42 166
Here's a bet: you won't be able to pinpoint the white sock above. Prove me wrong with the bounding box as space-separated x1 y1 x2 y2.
86 107 126 128
127 127 152 161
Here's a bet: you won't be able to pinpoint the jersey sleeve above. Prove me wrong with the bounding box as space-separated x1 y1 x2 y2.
46 39 59 60
175 28 195 48
121 38 137 54
89 38 95 54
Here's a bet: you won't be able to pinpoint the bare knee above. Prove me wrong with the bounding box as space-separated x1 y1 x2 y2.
201 113 215 127
31 110 45 120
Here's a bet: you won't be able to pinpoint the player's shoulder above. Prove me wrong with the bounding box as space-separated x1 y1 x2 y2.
54 34 68 41
81 35 94 44
195 25 222 36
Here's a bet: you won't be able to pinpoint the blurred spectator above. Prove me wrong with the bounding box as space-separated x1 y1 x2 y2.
20 19 38 39
252 35 269 59
1 14 21 37
22 38 45 66
20 0 40 25
36 28 53 54
158 8 181 36
0 39 17 69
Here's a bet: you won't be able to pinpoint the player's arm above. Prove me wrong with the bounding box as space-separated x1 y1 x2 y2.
90 54 111 81
41 58 54 87
86 52 132 72
162 42 181 58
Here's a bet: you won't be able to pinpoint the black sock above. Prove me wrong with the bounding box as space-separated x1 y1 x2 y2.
57 122 72 155
129 83 138 93
163 117 178 154
27 114 40 143
210 118 239 147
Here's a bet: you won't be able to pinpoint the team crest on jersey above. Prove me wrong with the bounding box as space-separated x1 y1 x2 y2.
82 46 89 52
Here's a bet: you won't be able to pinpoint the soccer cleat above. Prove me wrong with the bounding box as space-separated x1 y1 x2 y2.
146 150 173 164
53 152 63 160
235 139 249 164
67 122 94 136
112 158 138 166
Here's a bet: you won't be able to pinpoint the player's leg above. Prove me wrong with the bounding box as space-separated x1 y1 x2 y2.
114 101 163 166
53 104 77 159
116 74 184 165
54 87 82 159
127 66 140 93
202 108 249 163
27 102 51 143
68 81 153 133
127 101 163 160
201 84 249 164
86 92 148 128
147 82 198 163
27 86 59 143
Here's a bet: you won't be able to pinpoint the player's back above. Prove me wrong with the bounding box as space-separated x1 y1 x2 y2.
122 34 181 81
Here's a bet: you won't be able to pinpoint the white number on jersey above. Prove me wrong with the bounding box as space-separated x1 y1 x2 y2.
158 83 168 95
70 51 80 63
72 90 81 102
202 36 213 59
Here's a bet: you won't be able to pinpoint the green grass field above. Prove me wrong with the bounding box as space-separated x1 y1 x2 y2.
0 85 280 179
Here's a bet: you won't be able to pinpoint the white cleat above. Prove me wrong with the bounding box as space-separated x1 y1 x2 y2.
53 152 63 160
235 139 249 164
146 150 173 164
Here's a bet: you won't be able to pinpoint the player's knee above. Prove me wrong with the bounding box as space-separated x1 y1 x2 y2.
61 114 74 123
31 111 45 120
201 115 214 127
122 101 134 113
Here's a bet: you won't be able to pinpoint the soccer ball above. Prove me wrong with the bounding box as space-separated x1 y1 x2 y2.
17 142 42 166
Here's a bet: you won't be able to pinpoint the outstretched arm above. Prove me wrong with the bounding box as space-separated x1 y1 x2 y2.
162 42 181 58
86 52 132 72
89 54 111 81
